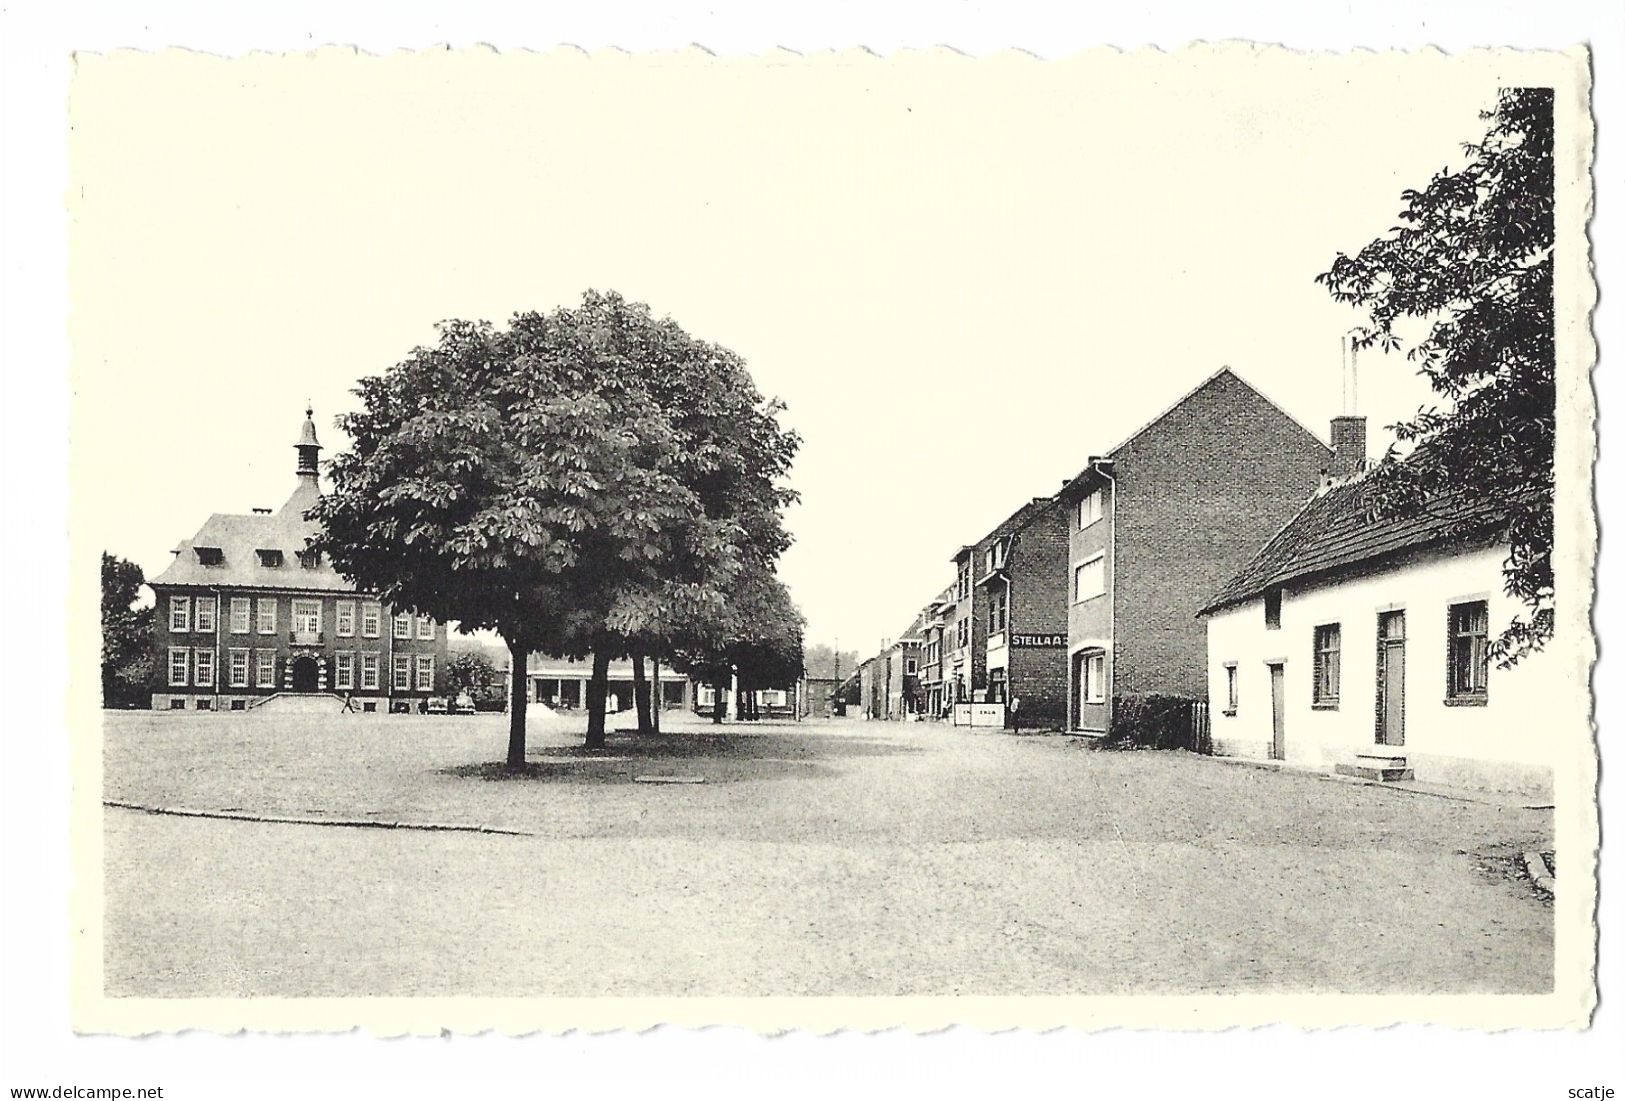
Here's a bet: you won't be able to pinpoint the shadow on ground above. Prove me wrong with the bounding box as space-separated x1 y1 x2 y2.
441 727 923 786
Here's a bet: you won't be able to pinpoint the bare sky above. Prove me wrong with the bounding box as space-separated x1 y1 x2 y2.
72 47 1505 654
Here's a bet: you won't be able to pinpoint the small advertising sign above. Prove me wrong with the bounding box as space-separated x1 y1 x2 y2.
952 702 1008 727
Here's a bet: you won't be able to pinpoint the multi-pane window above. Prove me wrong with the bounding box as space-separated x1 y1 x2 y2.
228 649 250 688
955 617 969 649
194 597 216 633
1448 601 1490 701
1073 555 1105 602
334 651 355 691
1084 652 1107 703
1077 489 1104 529
255 649 277 687
360 652 381 691
167 647 189 686
987 589 1008 634
229 597 251 634
336 600 356 638
169 596 191 633
256 598 277 634
393 654 412 691
394 613 412 640
417 616 435 641
1312 624 1341 707
956 563 972 601
1224 663 1238 713
361 602 382 638
193 648 215 688
415 655 435 692
292 599 321 638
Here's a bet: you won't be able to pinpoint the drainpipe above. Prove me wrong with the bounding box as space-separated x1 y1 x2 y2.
1096 460 1118 734
210 586 222 711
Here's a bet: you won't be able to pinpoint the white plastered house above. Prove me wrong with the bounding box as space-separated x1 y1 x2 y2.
1198 474 1556 799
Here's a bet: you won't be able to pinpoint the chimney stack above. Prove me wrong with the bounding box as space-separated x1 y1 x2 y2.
1324 331 1367 482
1329 416 1367 479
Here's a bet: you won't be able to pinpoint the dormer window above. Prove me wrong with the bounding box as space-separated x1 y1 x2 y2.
194 546 224 566
257 549 284 568
299 549 321 569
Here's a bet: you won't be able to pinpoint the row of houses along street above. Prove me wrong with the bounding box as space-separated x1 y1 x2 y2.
848 363 1556 800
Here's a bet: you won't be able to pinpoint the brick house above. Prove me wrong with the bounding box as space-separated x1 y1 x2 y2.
857 622 924 721
1198 446 1555 797
1057 368 1333 733
974 495 1071 730
916 585 954 718
148 407 449 713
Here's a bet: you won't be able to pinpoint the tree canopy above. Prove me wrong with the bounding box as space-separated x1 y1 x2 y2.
1318 87 1555 661
310 291 800 762
102 552 154 709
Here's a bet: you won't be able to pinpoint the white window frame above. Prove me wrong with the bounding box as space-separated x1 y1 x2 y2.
167 647 189 687
393 654 412 691
194 596 216 633
415 654 435 692
229 648 250 688
229 597 251 634
417 616 435 640
193 647 215 688
336 600 356 638
1073 554 1106 603
256 598 277 635
1077 489 1104 530
292 598 321 636
334 651 355 691
169 595 191 633
1085 652 1107 704
255 649 277 688
360 652 381 691
394 613 412 640
361 602 382 638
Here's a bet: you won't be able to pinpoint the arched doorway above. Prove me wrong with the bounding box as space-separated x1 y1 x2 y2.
291 654 320 692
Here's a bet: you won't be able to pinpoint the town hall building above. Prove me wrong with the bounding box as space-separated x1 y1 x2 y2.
148 407 449 712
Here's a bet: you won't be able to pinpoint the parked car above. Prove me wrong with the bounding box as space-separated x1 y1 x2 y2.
426 697 449 715
453 693 477 715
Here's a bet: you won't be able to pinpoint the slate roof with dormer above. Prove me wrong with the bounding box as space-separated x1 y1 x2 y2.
149 474 357 593
1197 475 1512 616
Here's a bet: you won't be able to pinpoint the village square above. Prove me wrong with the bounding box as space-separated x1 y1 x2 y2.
84 59 1570 1003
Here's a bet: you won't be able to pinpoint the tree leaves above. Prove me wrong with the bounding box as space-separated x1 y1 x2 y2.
1317 88 1555 662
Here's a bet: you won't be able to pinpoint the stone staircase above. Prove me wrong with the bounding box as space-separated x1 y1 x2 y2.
247 692 350 714
1335 750 1415 783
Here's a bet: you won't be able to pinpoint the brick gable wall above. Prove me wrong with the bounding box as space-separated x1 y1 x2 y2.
1005 500 1071 728
1110 371 1330 699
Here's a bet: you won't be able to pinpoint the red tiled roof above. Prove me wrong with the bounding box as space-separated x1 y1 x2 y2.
1198 477 1511 615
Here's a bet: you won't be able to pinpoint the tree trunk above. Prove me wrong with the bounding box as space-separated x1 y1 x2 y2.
505 640 529 769
651 658 662 734
584 651 612 748
712 674 726 724
632 651 653 735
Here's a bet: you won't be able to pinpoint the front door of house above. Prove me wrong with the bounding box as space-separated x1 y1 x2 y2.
1377 610 1406 746
1268 663 1286 760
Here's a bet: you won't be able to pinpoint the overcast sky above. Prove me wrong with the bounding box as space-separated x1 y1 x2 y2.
71 47 1505 654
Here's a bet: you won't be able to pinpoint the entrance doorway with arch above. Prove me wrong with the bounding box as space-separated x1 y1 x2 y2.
290 654 322 693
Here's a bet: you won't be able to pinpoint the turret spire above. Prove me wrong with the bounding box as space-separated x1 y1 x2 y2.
295 402 321 482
